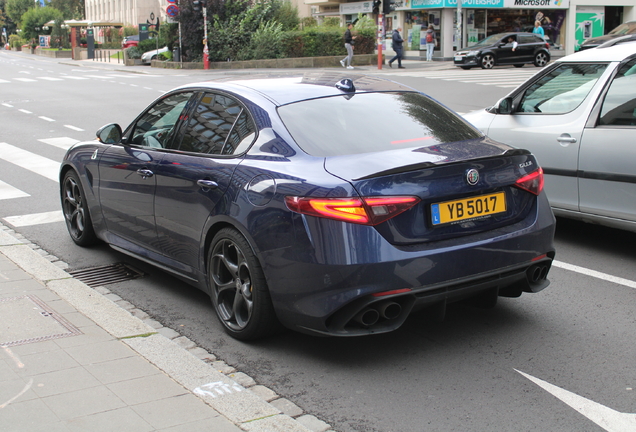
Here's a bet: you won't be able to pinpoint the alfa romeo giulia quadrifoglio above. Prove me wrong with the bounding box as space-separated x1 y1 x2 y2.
60 73 556 340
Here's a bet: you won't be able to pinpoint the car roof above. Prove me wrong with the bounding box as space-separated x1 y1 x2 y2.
176 73 417 106
559 41 636 62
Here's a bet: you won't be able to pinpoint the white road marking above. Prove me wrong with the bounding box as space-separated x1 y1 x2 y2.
38 137 80 150
0 142 60 182
553 260 636 290
63 76 89 80
1 103 13 107
0 180 30 200
516 370 636 432
64 125 84 132
0 79 10 83
14 78 37 82
3 211 65 227
39 116 55 122
36 77 64 81
18 109 32 114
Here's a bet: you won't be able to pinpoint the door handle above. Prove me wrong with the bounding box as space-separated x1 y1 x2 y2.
136 169 154 178
556 134 577 144
197 179 219 189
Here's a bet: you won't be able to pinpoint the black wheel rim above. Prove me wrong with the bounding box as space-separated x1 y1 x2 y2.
62 176 86 240
211 239 253 331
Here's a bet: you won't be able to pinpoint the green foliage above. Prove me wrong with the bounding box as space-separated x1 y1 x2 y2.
299 17 317 29
138 37 161 53
158 50 172 61
158 22 178 50
20 7 63 40
237 21 284 60
9 33 25 48
125 46 141 59
322 17 340 27
271 0 298 31
121 26 138 37
5 0 32 25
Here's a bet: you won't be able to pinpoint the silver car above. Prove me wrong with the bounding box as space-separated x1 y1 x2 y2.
464 37 636 233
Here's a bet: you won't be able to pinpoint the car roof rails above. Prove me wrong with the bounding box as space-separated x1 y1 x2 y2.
597 34 636 49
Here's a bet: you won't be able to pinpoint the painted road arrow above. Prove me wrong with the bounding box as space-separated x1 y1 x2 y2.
517 370 636 432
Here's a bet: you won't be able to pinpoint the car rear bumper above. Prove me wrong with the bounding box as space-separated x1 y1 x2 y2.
263 193 556 336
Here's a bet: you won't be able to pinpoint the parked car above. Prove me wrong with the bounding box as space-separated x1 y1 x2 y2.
141 46 169 64
454 32 550 69
579 20 636 50
60 73 555 340
464 37 636 233
122 34 139 49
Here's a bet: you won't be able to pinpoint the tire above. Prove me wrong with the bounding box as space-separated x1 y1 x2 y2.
480 54 495 69
513 64 524 68
209 228 279 340
460 66 472 70
534 52 549 67
61 170 98 246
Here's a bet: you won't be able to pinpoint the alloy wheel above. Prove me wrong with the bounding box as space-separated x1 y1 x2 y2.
480 54 494 69
211 238 254 331
62 172 97 245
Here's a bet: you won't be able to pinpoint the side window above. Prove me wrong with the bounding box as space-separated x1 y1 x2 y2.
599 59 636 126
178 93 253 155
129 92 193 148
518 35 533 44
517 64 607 114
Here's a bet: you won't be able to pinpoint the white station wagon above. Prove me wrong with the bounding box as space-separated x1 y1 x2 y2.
464 36 636 233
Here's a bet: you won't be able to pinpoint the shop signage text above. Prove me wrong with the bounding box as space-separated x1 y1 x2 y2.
409 0 567 9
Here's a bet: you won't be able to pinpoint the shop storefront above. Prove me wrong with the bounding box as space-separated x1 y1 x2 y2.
382 0 569 59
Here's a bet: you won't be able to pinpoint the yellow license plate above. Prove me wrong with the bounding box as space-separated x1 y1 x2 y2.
431 192 506 226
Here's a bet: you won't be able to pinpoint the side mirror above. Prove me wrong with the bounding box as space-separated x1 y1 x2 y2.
96 123 123 144
496 97 514 115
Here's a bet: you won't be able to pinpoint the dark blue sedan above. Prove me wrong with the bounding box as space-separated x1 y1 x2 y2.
60 73 556 340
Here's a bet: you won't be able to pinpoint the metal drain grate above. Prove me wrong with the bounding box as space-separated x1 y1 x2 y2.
68 263 145 287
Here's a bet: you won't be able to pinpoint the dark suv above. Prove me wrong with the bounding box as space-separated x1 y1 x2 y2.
454 32 550 69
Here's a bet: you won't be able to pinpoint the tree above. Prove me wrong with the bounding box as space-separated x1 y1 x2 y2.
5 0 33 25
20 7 63 40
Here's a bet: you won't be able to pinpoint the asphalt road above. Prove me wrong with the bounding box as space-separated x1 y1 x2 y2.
1 51 635 432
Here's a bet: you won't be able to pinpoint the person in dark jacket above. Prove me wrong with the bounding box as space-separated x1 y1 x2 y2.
340 23 355 69
388 27 405 68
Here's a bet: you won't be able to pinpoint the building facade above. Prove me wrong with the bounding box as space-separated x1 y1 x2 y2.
306 0 635 58
85 0 166 28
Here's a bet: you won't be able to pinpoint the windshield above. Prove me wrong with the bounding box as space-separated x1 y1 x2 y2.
278 92 481 157
608 22 636 35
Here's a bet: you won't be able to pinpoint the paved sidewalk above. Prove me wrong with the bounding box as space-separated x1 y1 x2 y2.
0 224 332 432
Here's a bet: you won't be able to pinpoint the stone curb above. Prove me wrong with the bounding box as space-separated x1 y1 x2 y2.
0 224 335 432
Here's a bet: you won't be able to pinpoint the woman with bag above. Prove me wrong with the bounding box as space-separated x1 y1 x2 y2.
425 25 436 62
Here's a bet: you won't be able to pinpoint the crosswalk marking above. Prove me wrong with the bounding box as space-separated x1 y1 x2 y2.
14 78 36 82
38 137 80 150
3 210 65 227
377 68 542 89
36 77 64 81
0 180 30 201
0 142 60 182
62 76 90 80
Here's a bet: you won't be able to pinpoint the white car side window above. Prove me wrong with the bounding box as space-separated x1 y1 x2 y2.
518 64 607 114
599 59 636 126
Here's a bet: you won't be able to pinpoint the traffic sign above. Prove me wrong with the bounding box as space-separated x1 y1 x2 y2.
166 5 179 16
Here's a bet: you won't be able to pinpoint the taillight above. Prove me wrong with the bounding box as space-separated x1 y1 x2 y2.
514 168 544 196
285 196 420 225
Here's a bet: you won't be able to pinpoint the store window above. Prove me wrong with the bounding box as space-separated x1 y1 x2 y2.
403 10 440 51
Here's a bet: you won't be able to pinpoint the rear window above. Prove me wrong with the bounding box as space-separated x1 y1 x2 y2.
277 92 481 157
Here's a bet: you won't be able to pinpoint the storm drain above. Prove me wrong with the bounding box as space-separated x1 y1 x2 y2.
68 263 145 287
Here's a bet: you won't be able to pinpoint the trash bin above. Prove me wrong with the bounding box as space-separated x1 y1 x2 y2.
173 47 180 63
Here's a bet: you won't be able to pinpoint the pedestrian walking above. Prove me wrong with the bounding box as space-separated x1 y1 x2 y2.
340 23 355 70
533 20 545 39
425 25 437 62
388 27 405 69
